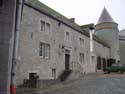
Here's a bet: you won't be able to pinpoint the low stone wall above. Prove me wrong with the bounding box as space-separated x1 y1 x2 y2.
16 79 60 94
37 79 60 88
18 79 60 88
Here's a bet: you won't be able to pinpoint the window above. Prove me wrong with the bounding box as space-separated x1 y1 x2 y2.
39 42 50 59
40 20 45 32
80 53 84 64
66 32 69 40
45 44 50 58
40 20 51 33
79 38 84 46
46 23 50 32
39 42 44 57
0 0 3 8
52 68 56 79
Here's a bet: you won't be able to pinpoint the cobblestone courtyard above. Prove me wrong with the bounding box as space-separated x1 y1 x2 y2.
17 74 125 94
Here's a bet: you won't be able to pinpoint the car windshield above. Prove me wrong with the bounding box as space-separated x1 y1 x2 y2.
112 63 122 67
119 64 122 67
112 64 117 67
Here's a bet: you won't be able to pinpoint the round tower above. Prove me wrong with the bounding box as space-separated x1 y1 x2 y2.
95 8 120 64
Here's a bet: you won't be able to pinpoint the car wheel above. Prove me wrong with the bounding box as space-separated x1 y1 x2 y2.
107 71 110 74
121 70 123 74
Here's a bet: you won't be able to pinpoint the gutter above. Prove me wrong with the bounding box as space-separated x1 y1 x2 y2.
10 0 24 94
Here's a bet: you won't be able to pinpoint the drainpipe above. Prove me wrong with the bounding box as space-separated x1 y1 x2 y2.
10 0 24 94
89 26 95 72
89 26 95 53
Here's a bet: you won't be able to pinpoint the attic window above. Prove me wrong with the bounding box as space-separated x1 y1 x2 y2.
0 0 3 8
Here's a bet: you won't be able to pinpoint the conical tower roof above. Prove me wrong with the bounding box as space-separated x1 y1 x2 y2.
97 8 115 24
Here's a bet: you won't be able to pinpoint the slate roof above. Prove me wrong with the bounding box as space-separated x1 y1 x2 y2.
24 0 109 48
97 8 115 24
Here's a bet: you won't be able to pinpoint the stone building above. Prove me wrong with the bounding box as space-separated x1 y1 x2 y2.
0 0 123 92
5 0 118 87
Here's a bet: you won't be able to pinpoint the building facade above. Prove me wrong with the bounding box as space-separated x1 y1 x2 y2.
15 0 120 87
0 0 124 92
15 0 112 86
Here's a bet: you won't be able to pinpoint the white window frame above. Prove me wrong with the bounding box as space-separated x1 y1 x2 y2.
45 44 50 59
79 53 84 64
51 68 56 79
39 42 50 59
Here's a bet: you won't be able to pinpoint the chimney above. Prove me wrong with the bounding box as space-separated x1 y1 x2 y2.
69 18 75 23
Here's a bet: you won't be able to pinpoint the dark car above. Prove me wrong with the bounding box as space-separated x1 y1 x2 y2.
103 63 125 74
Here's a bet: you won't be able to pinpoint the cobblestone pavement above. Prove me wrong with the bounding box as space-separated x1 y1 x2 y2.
18 74 125 94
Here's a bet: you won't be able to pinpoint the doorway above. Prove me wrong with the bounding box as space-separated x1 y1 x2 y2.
97 56 101 70
103 58 106 70
65 50 70 70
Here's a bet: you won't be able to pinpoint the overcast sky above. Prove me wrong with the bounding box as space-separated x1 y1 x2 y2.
39 0 125 30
